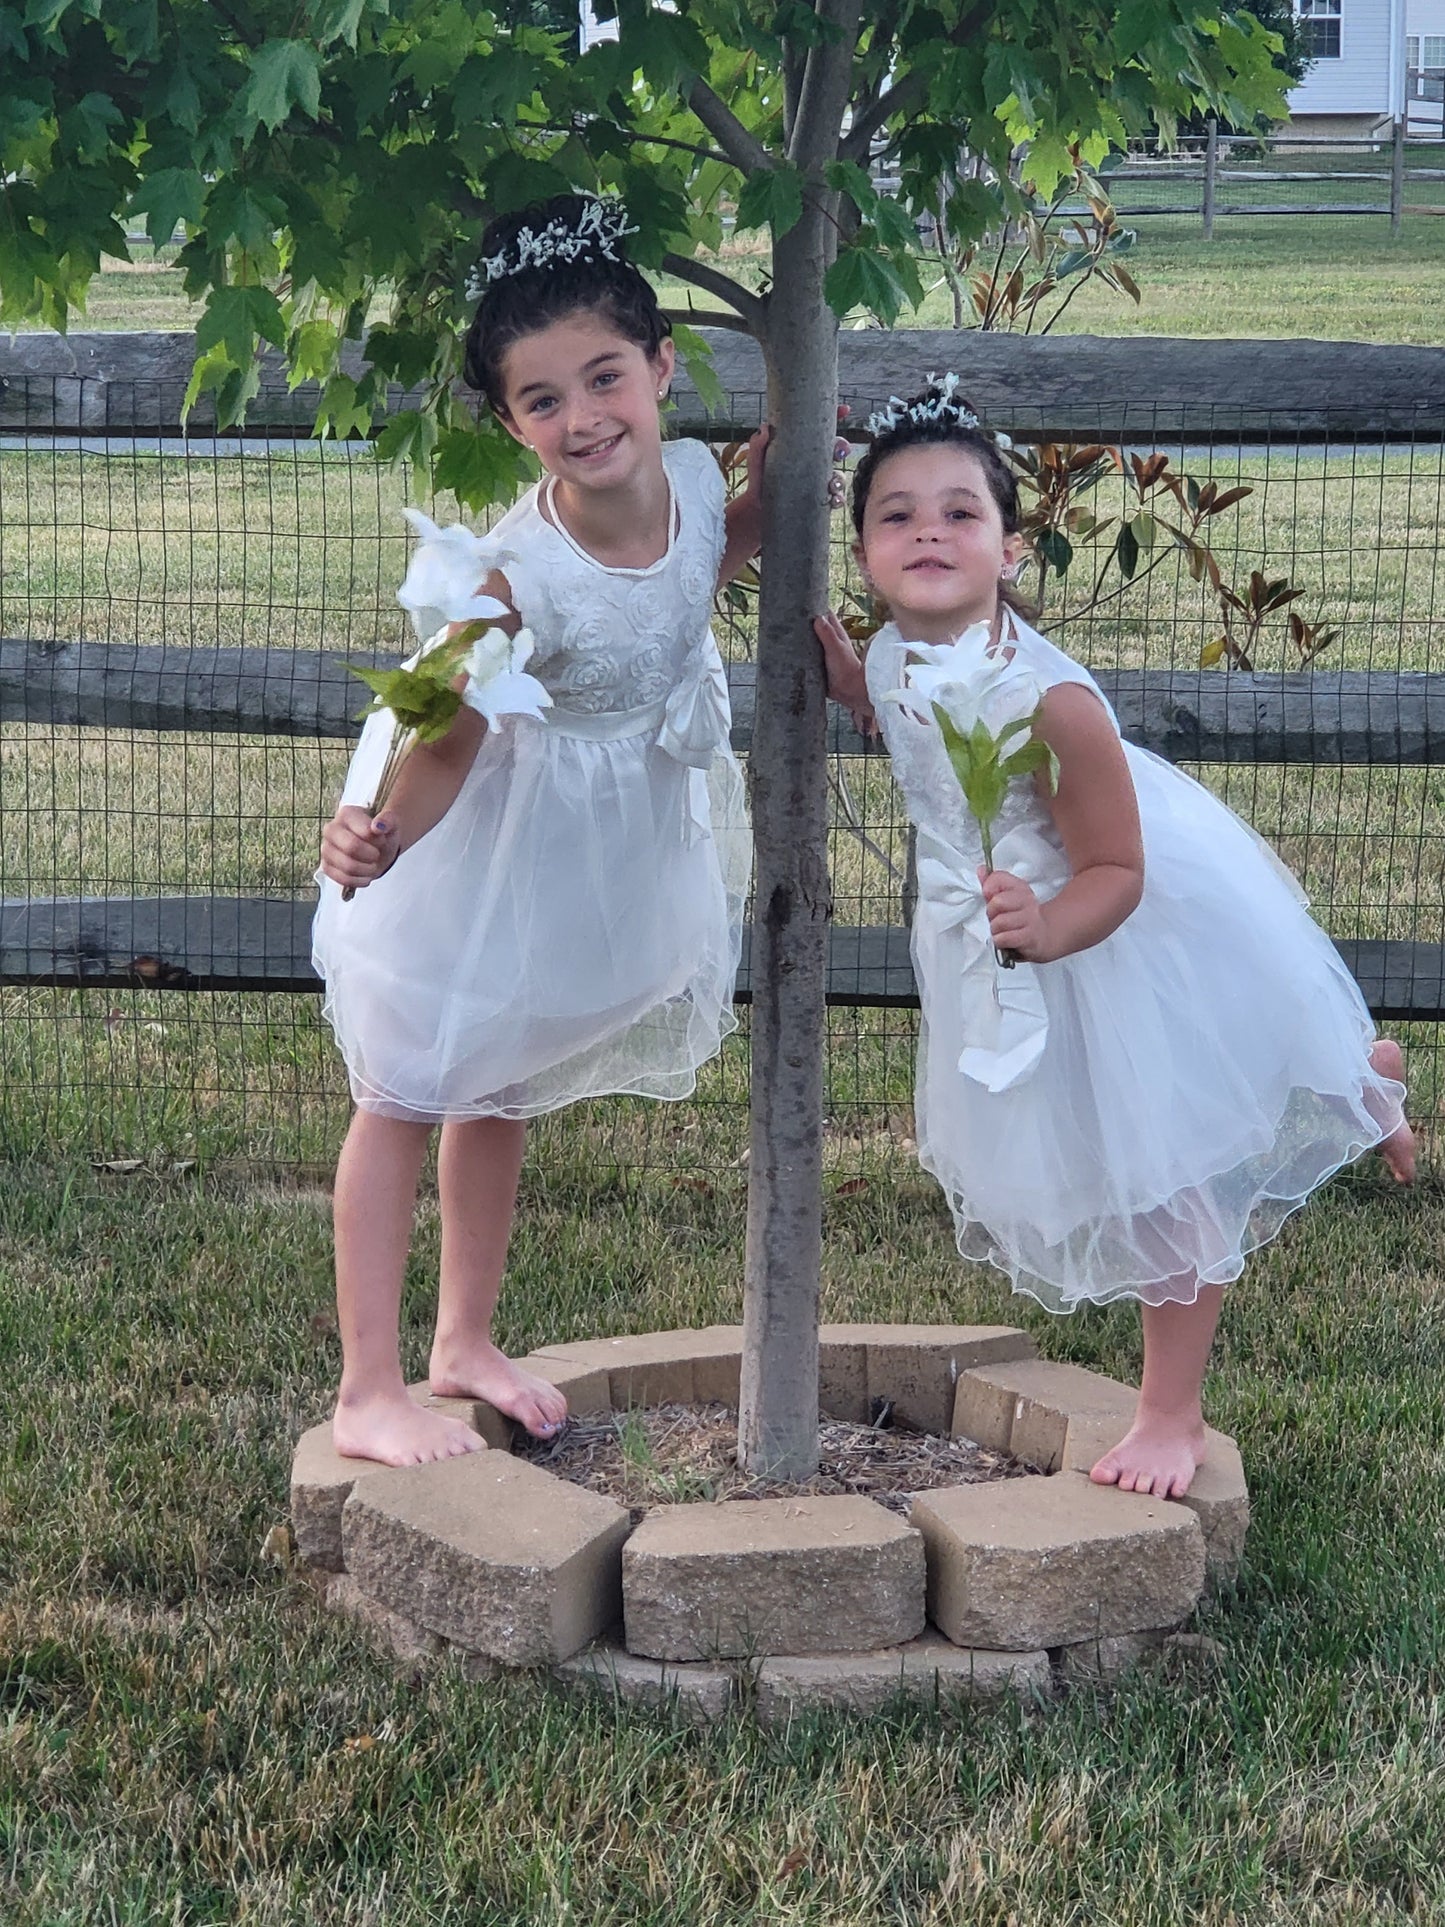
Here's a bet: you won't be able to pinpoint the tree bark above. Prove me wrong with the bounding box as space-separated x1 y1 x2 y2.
737 2 861 1480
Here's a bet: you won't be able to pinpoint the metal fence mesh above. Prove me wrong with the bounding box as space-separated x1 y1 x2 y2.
1 381 1441 1177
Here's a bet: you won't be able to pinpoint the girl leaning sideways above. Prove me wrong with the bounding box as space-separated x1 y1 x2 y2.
313 196 761 1467
818 380 1414 1501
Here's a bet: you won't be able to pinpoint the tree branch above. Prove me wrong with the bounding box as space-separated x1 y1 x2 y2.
839 1 995 163
662 305 756 334
661 251 767 333
790 0 865 172
544 122 733 169
685 77 775 176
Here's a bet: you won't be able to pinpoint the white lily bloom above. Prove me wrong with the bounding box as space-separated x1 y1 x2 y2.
397 507 511 644
460 625 553 728
888 622 1044 738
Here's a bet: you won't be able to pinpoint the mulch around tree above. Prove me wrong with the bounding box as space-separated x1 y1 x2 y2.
515 1401 1042 1522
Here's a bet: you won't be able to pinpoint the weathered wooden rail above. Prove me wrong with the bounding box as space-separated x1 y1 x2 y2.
3 330 1443 1021
3 644 1443 1017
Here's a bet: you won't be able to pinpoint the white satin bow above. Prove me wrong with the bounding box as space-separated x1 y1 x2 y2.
915 829 1053 1092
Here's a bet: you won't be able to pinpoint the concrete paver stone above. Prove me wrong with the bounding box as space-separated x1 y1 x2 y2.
624 1494 925 1660
342 1451 630 1665
914 1470 1206 1651
755 1633 1051 1725
557 1634 735 1723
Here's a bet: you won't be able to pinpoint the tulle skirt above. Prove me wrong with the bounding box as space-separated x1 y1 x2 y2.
312 709 749 1121
915 747 1405 1312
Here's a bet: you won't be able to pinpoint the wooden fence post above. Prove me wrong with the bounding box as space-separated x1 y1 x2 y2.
1391 116 1405 232
1203 116 1218 239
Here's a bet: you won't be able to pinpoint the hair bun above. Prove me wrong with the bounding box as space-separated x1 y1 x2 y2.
466 196 639 301
865 372 981 440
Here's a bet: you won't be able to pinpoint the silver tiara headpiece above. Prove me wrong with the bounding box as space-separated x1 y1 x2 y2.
865 371 981 439
464 197 639 301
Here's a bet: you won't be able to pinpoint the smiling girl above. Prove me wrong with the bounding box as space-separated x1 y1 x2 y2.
818 379 1413 1501
312 195 762 1467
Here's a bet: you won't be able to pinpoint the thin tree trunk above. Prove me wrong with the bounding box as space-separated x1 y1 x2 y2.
738 0 860 1481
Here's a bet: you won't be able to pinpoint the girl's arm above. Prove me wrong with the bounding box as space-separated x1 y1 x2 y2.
319 570 516 889
716 426 770 587
982 682 1143 963
812 610 879 738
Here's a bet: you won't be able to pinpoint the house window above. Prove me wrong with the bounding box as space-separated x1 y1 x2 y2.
1426 36 1445 67
1297 0 1342 59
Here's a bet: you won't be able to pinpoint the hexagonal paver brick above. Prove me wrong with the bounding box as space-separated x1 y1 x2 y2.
404 1381 514 1449
822 1324 1036 1435
291 1422 380 1572
755 1633 1051 1725
1058 1417 1250 1583
535 1327 743 1408
816 1328 871 1422
624 1495 925 1660
324 1571 442 1664
557 1633 734 1724
343 1452 630 1665
511 1354 613 1417
914 1471 1206 1651
950 1359 1137 1469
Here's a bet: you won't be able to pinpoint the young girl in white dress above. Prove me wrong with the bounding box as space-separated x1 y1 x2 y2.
817 379 1415 1501
313 196 760 1467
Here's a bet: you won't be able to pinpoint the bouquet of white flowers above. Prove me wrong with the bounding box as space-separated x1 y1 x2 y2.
886 623 1058 965
339 510 552 898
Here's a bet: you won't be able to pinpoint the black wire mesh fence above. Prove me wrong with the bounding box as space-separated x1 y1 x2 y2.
1 371 1441 1183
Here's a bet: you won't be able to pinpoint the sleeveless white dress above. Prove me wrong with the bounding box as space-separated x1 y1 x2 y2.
313 437 750 1121
867 614 1406 1313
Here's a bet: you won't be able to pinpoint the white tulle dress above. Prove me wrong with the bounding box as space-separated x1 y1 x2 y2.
867 614 1406 1313
313 437 750 1121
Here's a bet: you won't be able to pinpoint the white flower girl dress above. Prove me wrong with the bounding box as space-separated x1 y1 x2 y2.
313 437 750 1120
867 614 1406 1313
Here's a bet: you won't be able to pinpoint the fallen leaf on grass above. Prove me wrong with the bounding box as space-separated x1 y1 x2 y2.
834 1177 871 1197
93 1158 145 1174
259 1522 294 1568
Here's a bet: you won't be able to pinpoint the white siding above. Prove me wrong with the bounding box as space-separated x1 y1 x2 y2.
1288 0 1400 113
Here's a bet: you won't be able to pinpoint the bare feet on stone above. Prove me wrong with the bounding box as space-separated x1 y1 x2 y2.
429 1341 569 1440
1369 1038 1417 1184
1090 1410 1207 1500
333 1387 486 1467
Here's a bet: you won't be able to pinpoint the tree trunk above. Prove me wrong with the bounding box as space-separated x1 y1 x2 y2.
737 2 860 1480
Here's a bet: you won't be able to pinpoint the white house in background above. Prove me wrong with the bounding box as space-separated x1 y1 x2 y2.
1406 0 1445 130
1285 0 1409 133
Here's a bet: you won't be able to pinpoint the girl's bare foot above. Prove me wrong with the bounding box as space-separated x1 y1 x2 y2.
333 1388 485 1467
429 1341 569 1439
1090 1410 1207 1500
1369 1039 1416 1183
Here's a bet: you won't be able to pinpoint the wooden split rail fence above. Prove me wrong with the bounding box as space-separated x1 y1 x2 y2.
2 330 1443 1025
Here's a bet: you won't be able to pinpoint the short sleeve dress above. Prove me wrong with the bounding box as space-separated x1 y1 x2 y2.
312 436 750 1121
866 613 1406 1313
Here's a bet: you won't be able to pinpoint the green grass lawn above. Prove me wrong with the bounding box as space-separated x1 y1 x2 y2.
3 1155 1443 1923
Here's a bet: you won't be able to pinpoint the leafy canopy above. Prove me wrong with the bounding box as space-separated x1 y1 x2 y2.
0 0 1289 498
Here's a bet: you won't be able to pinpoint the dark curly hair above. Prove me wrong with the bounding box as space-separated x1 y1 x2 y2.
462 194 672 416
851 386 1037 619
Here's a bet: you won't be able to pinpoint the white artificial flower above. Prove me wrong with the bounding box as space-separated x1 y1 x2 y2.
397 508 511 644
888 623 1044 739
460 624 553 728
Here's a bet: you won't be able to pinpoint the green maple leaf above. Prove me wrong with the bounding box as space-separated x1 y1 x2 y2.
129 165 206 248
239 39 324 135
